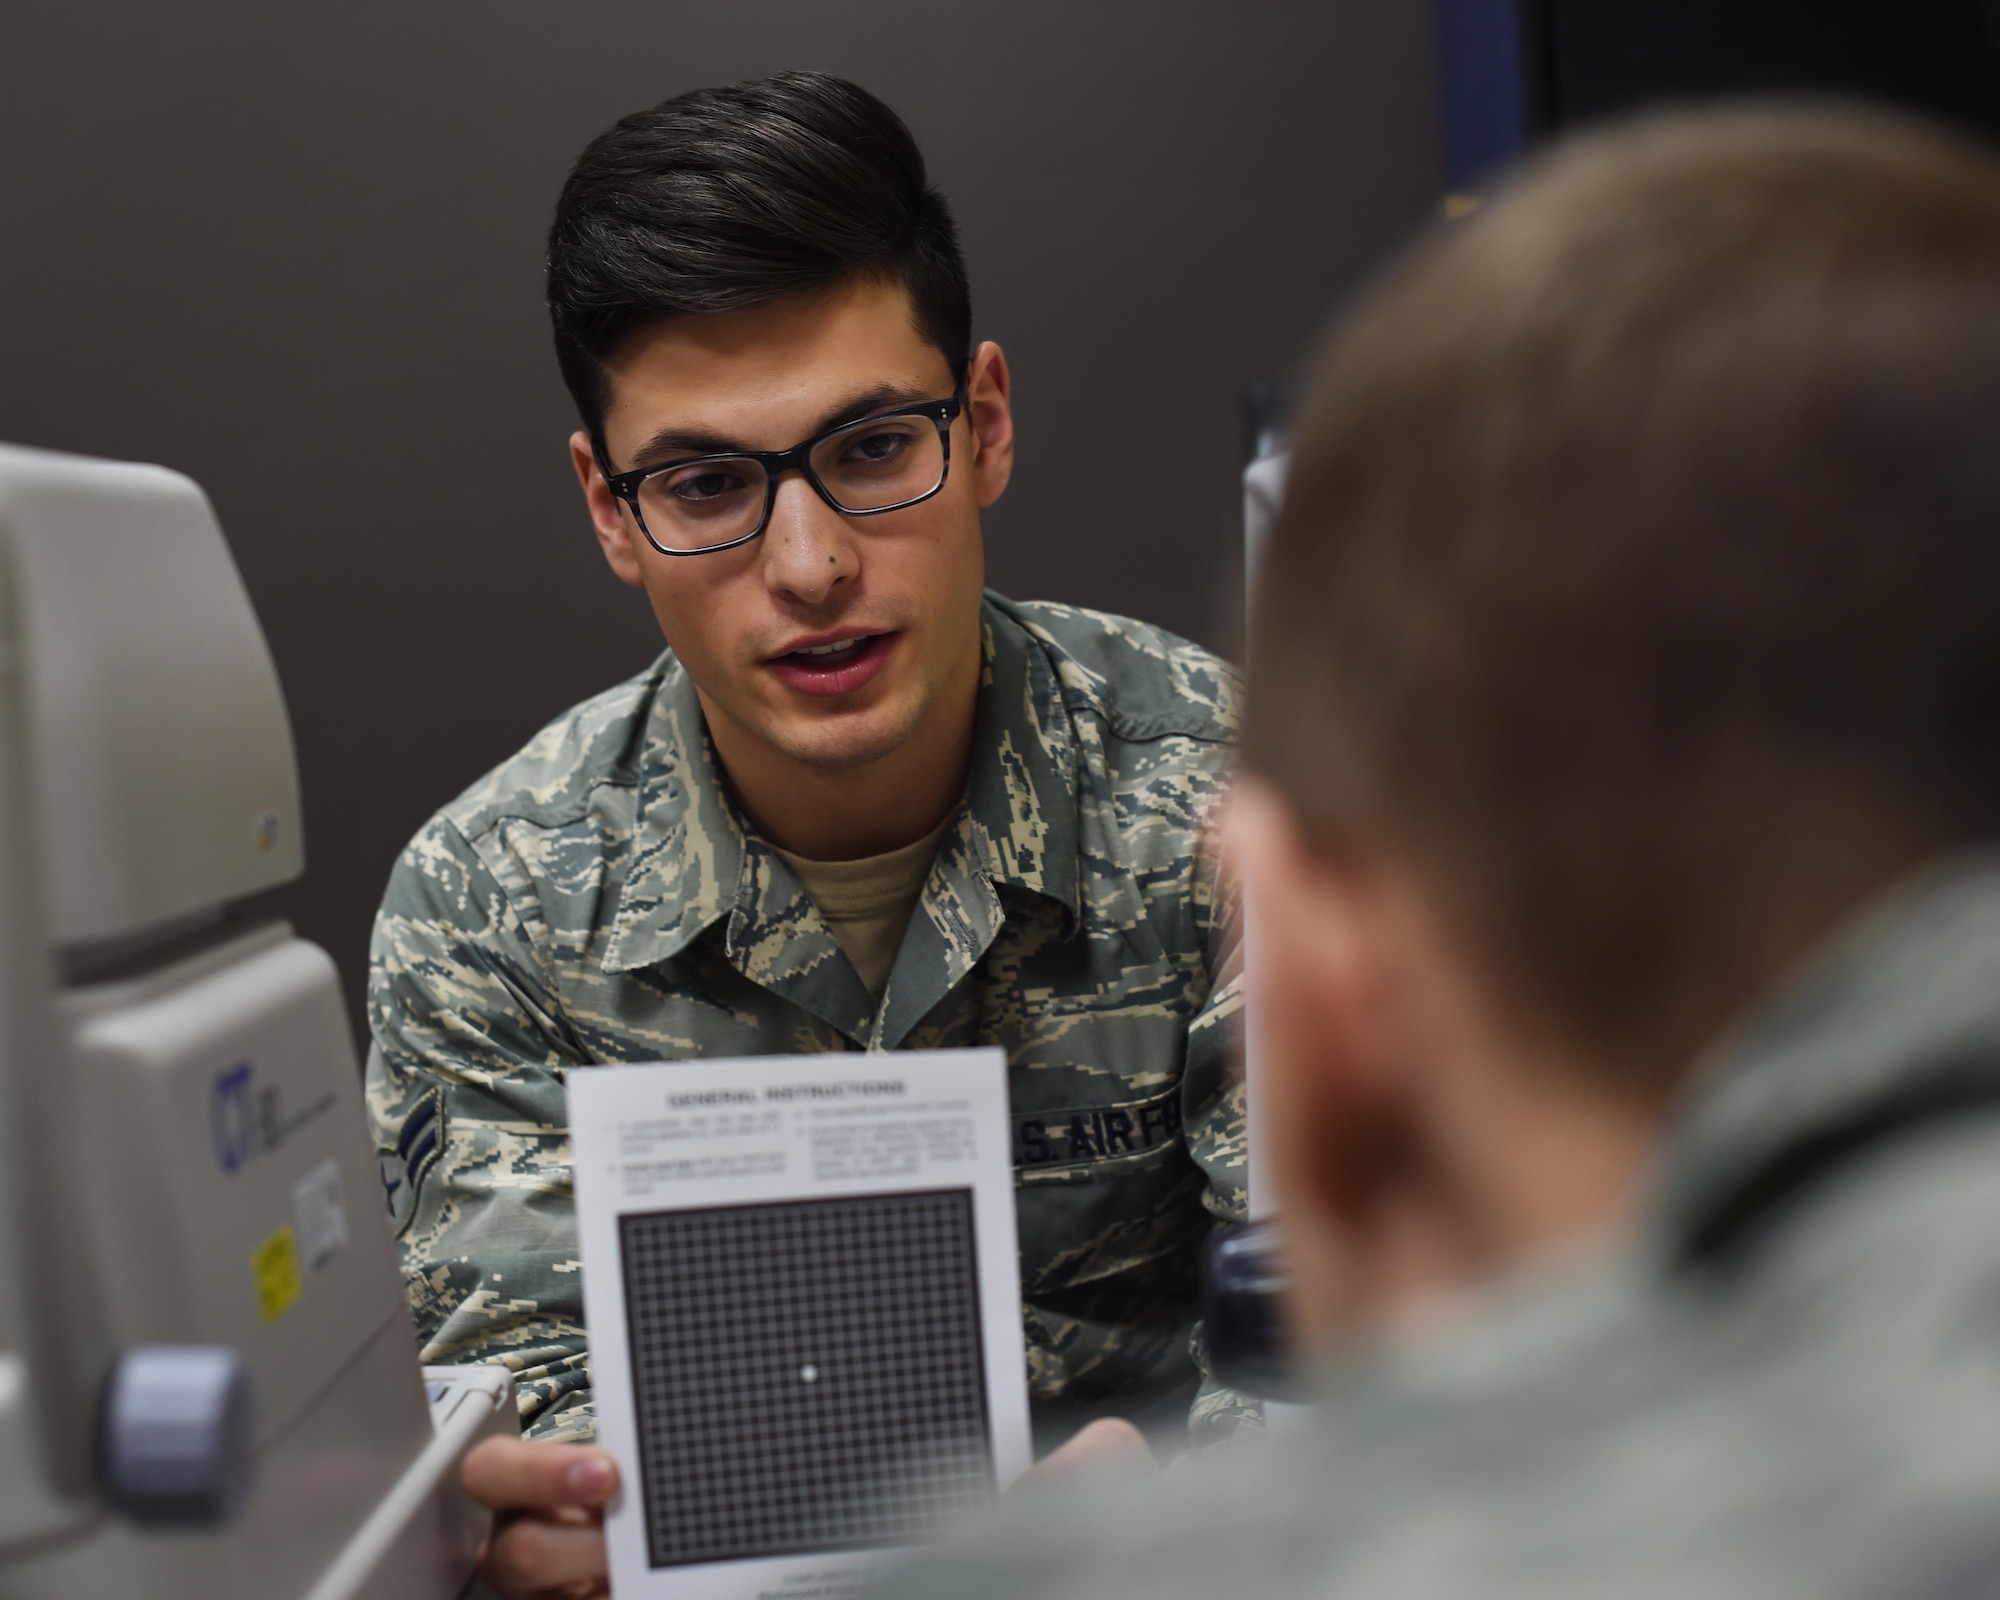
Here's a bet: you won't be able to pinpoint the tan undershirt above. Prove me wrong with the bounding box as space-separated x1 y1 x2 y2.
771 809 957 999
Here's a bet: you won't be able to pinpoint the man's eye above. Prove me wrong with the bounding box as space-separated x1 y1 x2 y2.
668 469 747 504
841 429 912 466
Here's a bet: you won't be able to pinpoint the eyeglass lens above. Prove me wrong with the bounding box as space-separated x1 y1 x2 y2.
635 410 946 551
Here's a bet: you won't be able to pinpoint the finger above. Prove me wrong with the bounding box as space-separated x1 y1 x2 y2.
482 1514 611 1597
463 1435 620 1513
1058 1416 1156 1467
1014 1417 1157 1490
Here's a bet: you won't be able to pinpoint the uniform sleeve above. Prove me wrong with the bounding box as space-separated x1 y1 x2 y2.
363 815 598 1442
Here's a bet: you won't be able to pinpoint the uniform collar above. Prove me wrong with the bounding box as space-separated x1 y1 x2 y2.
600 594 1082 984
959 593 1082 922
1651 852 2000 1268
598 661 747 975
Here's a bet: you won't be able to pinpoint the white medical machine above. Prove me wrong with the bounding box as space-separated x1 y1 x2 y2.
0 444 514 1599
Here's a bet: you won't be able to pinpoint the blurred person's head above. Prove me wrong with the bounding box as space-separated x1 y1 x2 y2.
545 72 1012 834
1231 105 2000 1355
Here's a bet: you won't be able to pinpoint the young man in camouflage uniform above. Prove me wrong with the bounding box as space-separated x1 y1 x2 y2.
363 73 1244 1596
878 105 2000 1599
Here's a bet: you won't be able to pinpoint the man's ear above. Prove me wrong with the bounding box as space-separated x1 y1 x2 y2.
1228 780 1415 1348
570 430 647 589
963 341 1015 508
1232 781 1404 1124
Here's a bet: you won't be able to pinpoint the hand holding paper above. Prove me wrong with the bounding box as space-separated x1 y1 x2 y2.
464 1435 618 1599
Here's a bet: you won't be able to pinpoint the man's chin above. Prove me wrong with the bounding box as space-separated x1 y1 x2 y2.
762 699 927 772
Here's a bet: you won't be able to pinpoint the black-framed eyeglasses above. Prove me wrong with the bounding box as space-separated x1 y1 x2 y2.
599 384 966 556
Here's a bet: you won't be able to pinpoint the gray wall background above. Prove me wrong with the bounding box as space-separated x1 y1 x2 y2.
0 2 1441 1031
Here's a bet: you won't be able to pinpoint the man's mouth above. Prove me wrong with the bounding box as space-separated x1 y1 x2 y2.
791 636 872 664
766 631 897 698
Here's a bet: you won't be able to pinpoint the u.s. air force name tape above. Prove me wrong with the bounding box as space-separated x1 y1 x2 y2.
1013 1085 1183 1167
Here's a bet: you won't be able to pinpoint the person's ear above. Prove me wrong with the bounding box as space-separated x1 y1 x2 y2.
1232 781 1405 1121
963 341 1015 508
1227 780 1415 1349
570 430 646 589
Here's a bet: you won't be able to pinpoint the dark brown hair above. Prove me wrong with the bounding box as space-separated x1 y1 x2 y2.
547 72 970 449
1247 104 2000 1084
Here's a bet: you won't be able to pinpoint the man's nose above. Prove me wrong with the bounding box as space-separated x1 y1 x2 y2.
761 471 858 603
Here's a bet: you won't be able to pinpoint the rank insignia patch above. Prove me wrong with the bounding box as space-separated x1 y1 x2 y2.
378 1086 444 1236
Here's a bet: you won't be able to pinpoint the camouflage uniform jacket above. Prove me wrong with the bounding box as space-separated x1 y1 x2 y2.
880 854 2000 1600
365 593 1247 1447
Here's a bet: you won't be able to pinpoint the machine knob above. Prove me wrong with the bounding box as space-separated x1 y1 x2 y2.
99 1345 255 1526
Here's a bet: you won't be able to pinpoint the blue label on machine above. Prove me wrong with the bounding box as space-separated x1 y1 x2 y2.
209 1059 337 1176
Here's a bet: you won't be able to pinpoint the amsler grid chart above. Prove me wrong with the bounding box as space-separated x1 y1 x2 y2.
618 1187 998 1569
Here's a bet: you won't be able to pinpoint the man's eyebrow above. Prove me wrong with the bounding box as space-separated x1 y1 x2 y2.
625 382 944 471
809 382 938 436
626 424 741 465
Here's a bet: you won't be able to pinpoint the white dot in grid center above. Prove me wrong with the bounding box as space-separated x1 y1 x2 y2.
799 1364 818 1383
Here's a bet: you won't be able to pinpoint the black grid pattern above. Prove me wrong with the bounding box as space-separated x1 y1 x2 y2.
619 1188 996 1569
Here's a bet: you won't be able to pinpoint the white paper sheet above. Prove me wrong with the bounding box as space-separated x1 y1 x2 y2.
570 1049 1031 1600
